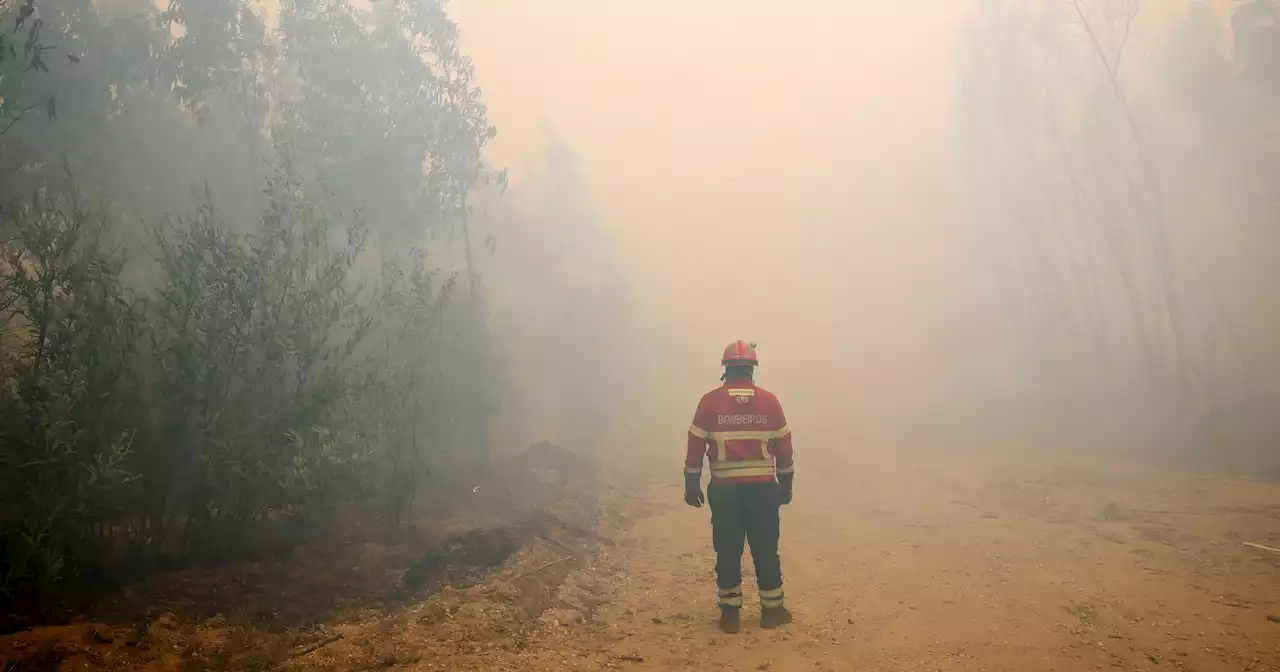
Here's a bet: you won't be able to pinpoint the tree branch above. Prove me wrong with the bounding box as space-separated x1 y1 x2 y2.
1068 0 1115 79
0 98 45 138
1068 0 1186 383
1114 0 1140 76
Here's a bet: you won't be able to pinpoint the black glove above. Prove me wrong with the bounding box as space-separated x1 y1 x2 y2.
684 472 705 508
777 472 793 506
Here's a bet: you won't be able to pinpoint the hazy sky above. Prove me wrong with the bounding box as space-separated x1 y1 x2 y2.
453 1 987 429
447 0 1263 461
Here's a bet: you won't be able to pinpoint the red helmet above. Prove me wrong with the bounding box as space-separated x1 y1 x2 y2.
721 340 759 366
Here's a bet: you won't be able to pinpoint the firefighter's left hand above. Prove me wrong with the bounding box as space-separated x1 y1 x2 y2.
684 487 705 508
778 472 794 506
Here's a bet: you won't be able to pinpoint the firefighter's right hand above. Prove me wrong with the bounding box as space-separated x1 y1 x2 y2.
683 472 705 508
778 472 794 506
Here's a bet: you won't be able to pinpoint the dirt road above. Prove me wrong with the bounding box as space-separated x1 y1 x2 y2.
5 445 1279 671
509 446 1280 672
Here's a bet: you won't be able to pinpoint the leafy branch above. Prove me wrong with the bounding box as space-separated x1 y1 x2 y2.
0 97 42 138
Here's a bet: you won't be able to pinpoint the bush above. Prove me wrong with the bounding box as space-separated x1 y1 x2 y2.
0 179 482 607
0 192 141 600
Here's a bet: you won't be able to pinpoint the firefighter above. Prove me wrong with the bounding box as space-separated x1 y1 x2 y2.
684 340 794 633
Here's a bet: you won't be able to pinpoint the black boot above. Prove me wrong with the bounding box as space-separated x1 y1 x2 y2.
760 605 792 629
718 607 741 634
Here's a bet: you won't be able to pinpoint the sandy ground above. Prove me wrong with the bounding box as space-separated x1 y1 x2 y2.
5 444 1280 671
506 446 1280 672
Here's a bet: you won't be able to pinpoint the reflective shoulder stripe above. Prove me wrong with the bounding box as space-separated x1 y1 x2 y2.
727 388 755 397
689 425 710 439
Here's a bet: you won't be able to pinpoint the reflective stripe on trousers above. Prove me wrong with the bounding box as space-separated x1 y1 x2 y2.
759 586 785 609
718 585 743 609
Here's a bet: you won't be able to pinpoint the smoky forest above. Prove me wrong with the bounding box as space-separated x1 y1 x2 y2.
2 1 1279 670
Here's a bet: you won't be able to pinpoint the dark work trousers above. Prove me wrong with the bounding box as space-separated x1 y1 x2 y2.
707 480 783 610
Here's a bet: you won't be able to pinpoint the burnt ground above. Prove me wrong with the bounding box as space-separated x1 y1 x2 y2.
0 441 624 671
4 442 1280 671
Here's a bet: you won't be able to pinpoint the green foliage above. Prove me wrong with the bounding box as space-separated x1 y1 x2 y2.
0 175 475 603
0 0 513 613
0 0 59 136
135 175 378 559
0 192 142 599
0 0 499 245
273 0 499 242
279 427 370 523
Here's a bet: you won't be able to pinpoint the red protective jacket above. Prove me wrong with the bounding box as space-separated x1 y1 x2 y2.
686 378 794 484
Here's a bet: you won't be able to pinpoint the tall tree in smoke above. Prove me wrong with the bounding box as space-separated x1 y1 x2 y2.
958 0 1280 465
958 0 1194 396
482 134 634 455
